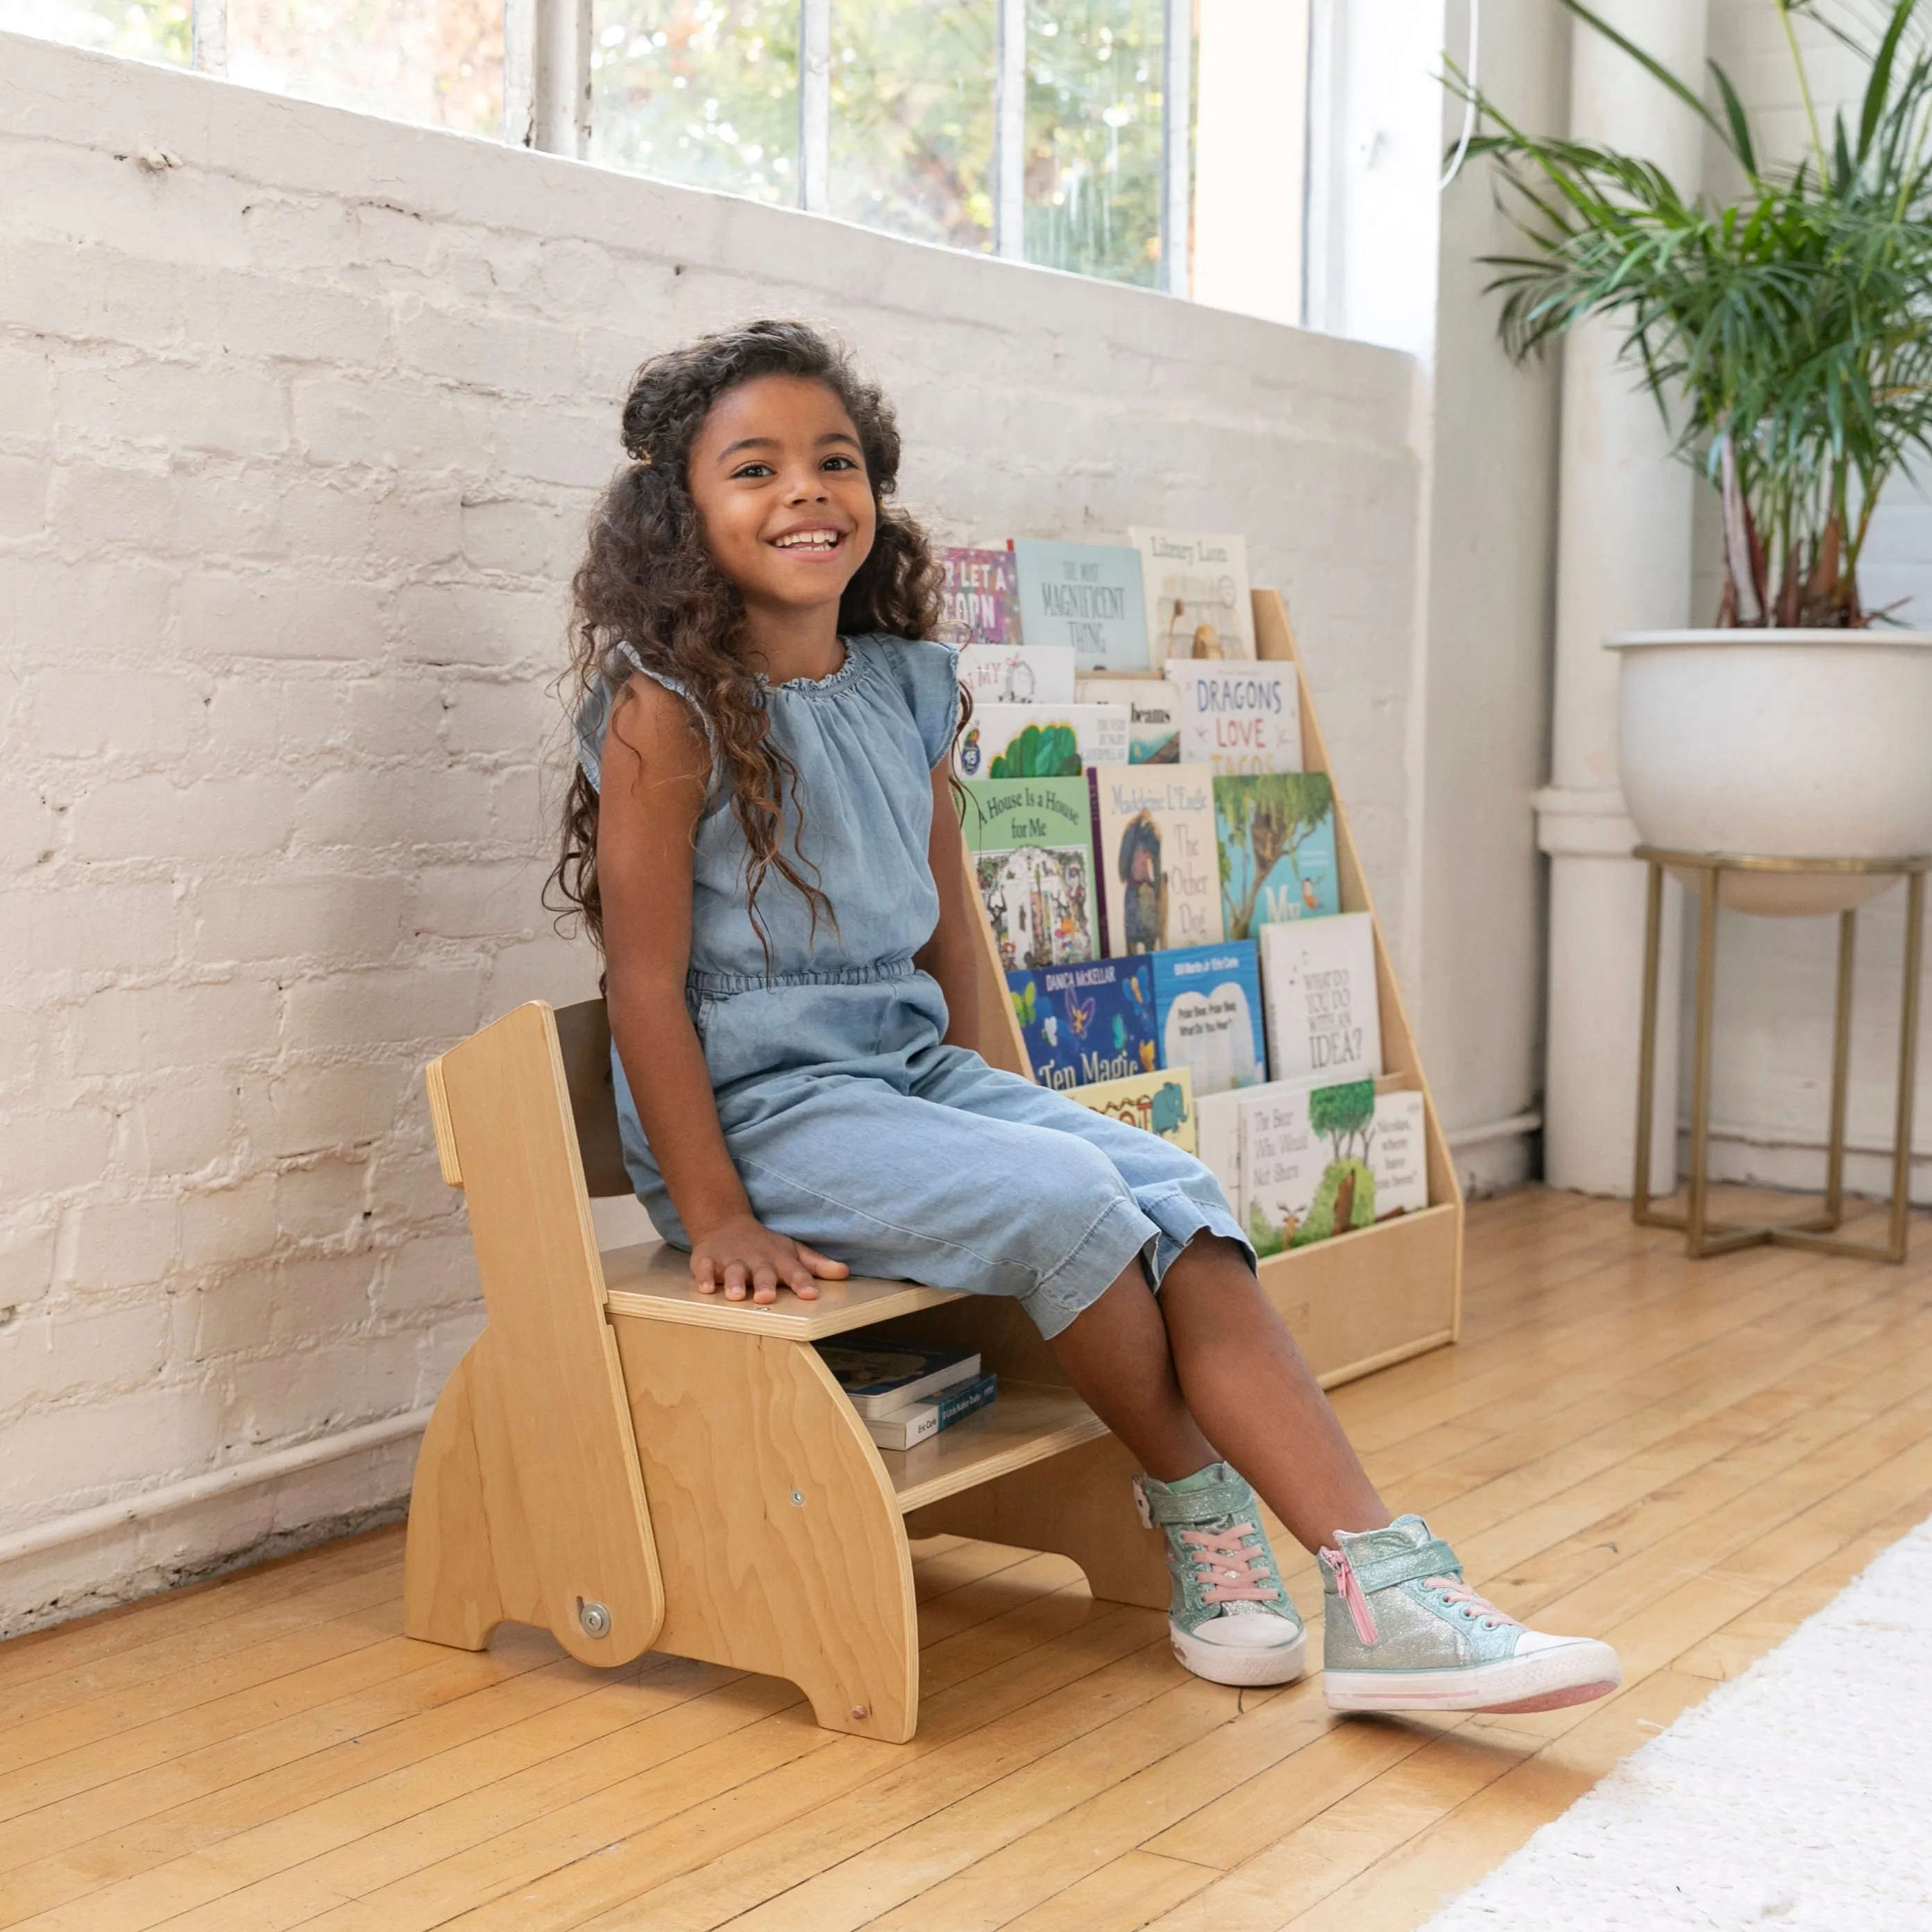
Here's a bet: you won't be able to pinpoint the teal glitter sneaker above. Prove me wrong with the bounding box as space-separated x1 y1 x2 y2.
1134 1463 1307 1687
1320 1515 1621 1714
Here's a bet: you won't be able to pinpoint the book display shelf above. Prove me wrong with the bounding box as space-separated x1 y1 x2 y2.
400 588 1461 1743
1241 588 1464 1382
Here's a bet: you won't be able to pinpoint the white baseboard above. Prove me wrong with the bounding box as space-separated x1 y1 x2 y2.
1688 1125 1932 1208
0 1411 432 1641
1443 1112 1541 1200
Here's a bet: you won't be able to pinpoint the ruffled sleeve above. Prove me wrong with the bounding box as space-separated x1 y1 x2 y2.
871 637 961 770
574 643 719 797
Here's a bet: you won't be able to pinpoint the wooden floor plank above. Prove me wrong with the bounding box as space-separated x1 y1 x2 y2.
1 1191 1926 1932
994 1849 1219 1932
402 1612 1175 1932
0 1531 405 1704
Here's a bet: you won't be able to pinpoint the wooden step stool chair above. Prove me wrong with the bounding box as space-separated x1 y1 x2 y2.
404 992 1169 1745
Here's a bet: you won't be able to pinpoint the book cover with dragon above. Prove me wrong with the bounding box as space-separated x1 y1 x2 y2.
959 777 1098 970
1168 663 1301 774
1212 771 1339 938
1006 957 1158 1092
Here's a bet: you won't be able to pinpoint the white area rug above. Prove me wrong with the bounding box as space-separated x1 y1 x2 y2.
1421 1516 1932 1930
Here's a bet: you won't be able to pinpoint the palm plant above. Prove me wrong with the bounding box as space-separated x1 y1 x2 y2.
1456 0 1932 627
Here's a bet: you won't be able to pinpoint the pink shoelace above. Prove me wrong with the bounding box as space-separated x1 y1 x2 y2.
1319 1548 1518 1646
1181 1520 1280 1605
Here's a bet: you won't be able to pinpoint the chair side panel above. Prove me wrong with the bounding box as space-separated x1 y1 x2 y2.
437 1001 665 1663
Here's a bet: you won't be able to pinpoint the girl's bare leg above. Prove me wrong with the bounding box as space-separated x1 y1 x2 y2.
1049 1235 1389 1550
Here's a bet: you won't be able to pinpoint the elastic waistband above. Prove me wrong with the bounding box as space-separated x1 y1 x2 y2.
687 957 919 997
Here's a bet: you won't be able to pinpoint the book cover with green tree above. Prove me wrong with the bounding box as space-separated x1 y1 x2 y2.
1212 772 1337 939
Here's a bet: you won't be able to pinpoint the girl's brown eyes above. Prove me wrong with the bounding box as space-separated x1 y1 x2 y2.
728 455 858 480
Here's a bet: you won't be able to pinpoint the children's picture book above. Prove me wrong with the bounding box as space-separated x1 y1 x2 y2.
864 1371 998 1451
1010 539 1150 672
1151 941 1265 1097
1128 527 1255 663
956 643 1077 706
1196 1074 1310 1208
815 1343 982 1420
1240 1078 1381 1255
1007 957 1158 1092
1066 1066 1197 1153
935 547 1017 650
1371 1090 1430 1218
1213 772 1339 938
1076 675 1180 763
954 702 1130 779
1168 663 1302 774
1259 911 1382 1085
960 777 1099 969
1088 765 1223 956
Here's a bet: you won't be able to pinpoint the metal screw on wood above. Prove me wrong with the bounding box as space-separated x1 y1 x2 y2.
577 1599 611 1638
850 1704 870 1722
790 1490 805 1506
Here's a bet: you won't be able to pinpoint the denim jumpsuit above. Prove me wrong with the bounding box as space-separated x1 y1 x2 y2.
577 633 1248 1339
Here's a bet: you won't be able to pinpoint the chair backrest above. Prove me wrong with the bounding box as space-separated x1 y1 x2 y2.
554 999 635 1198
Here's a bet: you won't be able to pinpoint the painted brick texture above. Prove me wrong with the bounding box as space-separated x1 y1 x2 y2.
0 30 1423 1613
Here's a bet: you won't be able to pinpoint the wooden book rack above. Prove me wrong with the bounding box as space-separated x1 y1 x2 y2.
402 587 1461 1742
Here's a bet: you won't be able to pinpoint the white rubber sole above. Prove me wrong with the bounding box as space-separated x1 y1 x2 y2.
1323 1640 1622 1714
1171 1620 1309 1688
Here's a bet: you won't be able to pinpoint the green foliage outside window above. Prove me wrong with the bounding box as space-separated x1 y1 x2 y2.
831 0 996 251
591 0 799 203
1024 0 1164 286
6 0 189 65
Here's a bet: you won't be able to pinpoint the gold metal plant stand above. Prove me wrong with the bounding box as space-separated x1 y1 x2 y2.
1633 848 1929 1262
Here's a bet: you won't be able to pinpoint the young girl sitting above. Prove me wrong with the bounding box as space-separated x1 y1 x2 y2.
560 319 1620 1715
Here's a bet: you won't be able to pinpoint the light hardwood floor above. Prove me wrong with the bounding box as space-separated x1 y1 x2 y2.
5 1187 1931 1931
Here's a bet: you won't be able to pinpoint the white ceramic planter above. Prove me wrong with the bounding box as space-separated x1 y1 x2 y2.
1608 629 1932 916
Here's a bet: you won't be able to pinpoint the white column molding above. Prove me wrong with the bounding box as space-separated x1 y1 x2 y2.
1160 0 1192 295
1536 786 1683 1190
504 0 591 156
994 0 1026 260
798 0 831 214
1539 0 1707 1194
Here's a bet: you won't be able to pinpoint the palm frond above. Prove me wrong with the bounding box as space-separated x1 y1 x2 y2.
1454 0 1932 626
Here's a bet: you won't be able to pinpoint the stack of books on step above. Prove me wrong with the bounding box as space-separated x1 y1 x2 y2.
817 1343 997 1452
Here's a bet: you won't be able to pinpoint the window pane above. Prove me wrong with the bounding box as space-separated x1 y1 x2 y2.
830 0 995 252
591 0 799 205
0 0 188 65
227 0 502 136
1024 0 1164 286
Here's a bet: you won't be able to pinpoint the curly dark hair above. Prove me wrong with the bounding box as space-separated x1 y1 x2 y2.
552 319 945 958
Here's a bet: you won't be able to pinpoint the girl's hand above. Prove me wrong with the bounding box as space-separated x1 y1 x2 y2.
688 1215 851 1304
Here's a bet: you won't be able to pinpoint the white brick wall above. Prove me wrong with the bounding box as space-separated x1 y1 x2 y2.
0 31 1425 1629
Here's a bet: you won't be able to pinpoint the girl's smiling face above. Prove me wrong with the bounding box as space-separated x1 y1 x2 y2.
686 374 878 618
